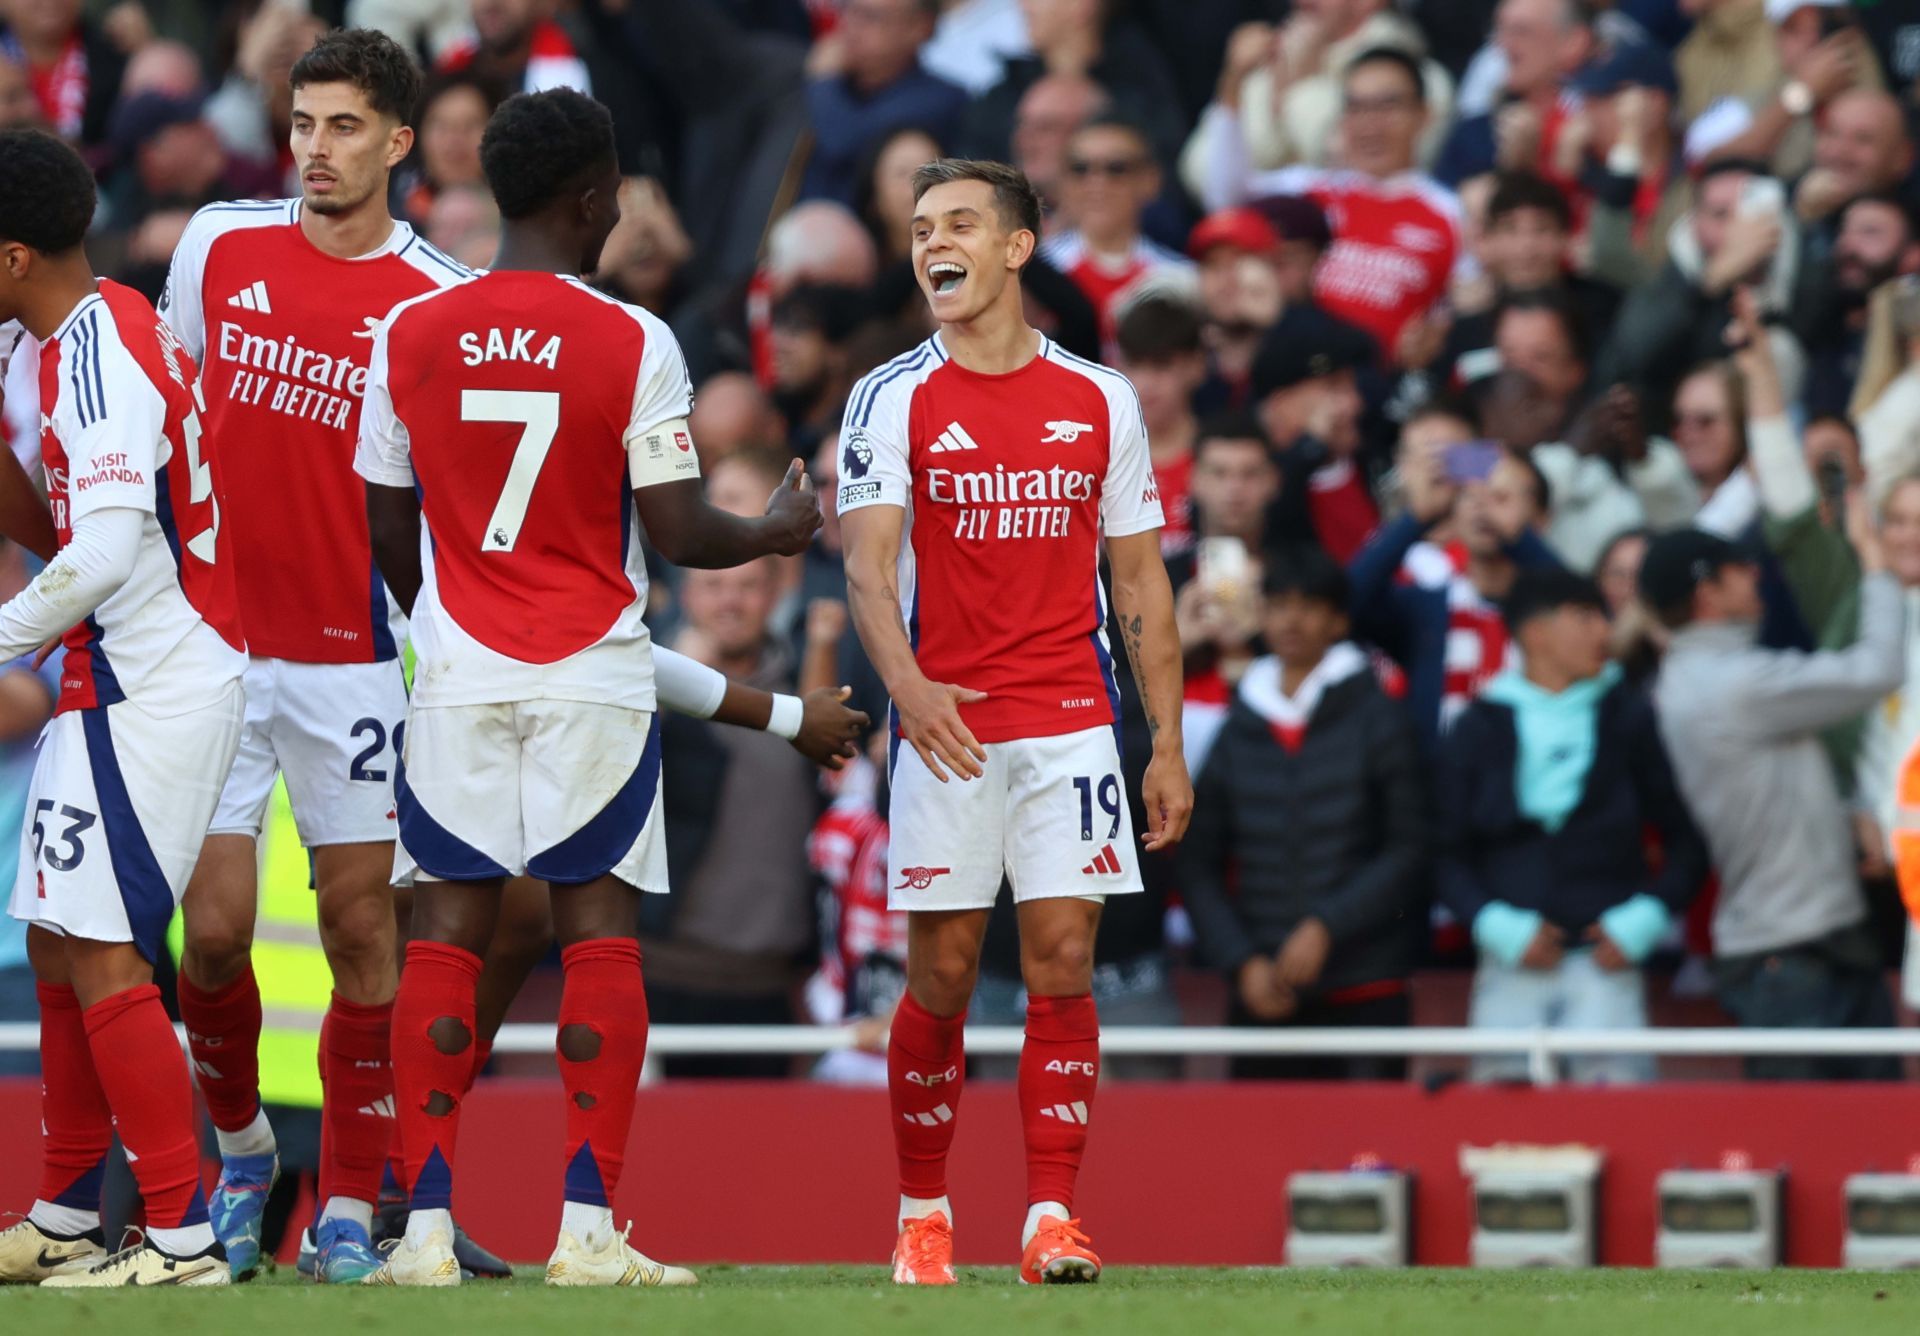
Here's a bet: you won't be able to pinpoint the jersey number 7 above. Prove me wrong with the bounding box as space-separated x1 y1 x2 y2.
179 380 219 562
463 388 558 554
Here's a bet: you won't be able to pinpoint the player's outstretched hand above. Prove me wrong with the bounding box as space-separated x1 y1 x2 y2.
763 458 824 556
1139 750 1193 851
896 676 988 783
793 685 869 769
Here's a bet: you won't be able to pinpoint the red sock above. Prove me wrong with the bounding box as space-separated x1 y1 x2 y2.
470 1036 494 1087
390 941 481 1211
888 992 966 1199
36 982 111 1213
321 993 393 1207
84 985 208 1228
176 965 263 1134
1018 993 1099 1210
557 939 648 1205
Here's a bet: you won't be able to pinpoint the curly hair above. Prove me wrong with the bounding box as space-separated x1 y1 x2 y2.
0 130 96 253
479 89 616 221
290 28 422 123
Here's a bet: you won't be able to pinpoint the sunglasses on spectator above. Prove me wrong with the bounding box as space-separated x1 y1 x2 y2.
1068 157 1143 178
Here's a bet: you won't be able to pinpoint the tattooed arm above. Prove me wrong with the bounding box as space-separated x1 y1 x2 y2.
1106 529 1192 850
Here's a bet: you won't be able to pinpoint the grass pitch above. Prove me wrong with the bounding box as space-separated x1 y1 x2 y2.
6 1265 1920 1334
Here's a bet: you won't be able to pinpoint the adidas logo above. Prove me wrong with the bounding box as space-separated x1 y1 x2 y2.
193 1060 225 1081
358 1095 397 1118
901 1103 954 1127
1081 844 1122 876
929 421 980 453
1039 1101 1090 1124
227 280 272 313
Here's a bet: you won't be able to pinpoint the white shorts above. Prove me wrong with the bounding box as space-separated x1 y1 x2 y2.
392 699 667 892
886 723 1142 911
9 683 244 960
210 657 408 847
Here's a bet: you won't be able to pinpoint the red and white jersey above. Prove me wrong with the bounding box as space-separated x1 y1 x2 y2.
37 282 245 716
1038 230 1194 351
837 333 1163 745
806 756 906 1023
160 199 475 664
437 19 592 95
1247 166 1461 354
355 270 698 710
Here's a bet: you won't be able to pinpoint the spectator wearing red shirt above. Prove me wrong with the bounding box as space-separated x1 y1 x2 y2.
0 0 124 149
1115 294 1207 562
1198 47 1463 363
437 0 591 97
1039 114 1192 354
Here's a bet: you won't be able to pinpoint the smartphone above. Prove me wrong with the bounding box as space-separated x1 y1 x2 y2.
1816 456 1850 517
1444 440 1503 485
1198 536 1251 603
1737 176 1785 221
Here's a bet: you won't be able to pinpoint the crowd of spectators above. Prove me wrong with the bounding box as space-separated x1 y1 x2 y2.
7 0 1920 1084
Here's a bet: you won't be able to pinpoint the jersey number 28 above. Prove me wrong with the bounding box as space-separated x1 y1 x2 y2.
463 389 558 554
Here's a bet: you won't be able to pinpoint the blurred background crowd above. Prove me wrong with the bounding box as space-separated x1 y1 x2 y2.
5 0 1920 1092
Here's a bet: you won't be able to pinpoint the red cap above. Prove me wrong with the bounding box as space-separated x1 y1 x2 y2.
1186 207 1278 260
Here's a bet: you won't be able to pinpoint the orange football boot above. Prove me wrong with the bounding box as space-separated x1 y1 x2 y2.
891 1211 957 1285
1019 1216 1101 1284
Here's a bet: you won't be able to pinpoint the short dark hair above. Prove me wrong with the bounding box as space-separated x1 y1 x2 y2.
1346 46 1425 104
1842 190 1918 238
1501 567 1605 632
1071 112 1153 156
911 158 1043 241
1263 543 1350 610
1487 171 1572 232
1506 445 1553 516
290 28 422 123
1405 394 1479 437
1194 411 1272 462
415 69 505 128
481 89 616 221
0 129 95 252
1116 296 1203 362
1696 156 1772 193
1495 287 1591 367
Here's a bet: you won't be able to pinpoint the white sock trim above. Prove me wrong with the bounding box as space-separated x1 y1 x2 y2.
1022 1201 1070 1248
148 1222 216 1258
213 1107 276 1159
899 1194 950 1228
404 1207 451 1250
28 1200 99 1237
561 1201 615 1248
319 1196 374 1231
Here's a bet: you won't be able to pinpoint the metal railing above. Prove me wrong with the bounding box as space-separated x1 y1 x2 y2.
6 1022 1920 1086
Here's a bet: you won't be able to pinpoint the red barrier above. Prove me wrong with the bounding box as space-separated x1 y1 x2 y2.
3 1077 1917 1266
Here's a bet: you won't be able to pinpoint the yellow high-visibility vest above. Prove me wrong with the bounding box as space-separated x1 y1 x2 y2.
169 778 325 1109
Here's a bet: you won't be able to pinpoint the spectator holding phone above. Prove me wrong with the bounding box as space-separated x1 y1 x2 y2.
1350 401 1563 751
1440 569 1706 1083
1595 159 1806 418
1181 546 1430 1079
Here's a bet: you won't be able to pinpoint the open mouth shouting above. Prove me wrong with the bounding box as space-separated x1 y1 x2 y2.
926 261 968 298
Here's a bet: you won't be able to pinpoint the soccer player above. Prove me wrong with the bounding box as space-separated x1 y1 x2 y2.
0 129 246 1287
838 158 1191 1285
159 29 863 1283
355 87 820 1287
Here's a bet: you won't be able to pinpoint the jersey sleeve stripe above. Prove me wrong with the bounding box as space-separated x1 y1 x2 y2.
405 237 474 279
83 312 106 425
850 346 932 428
